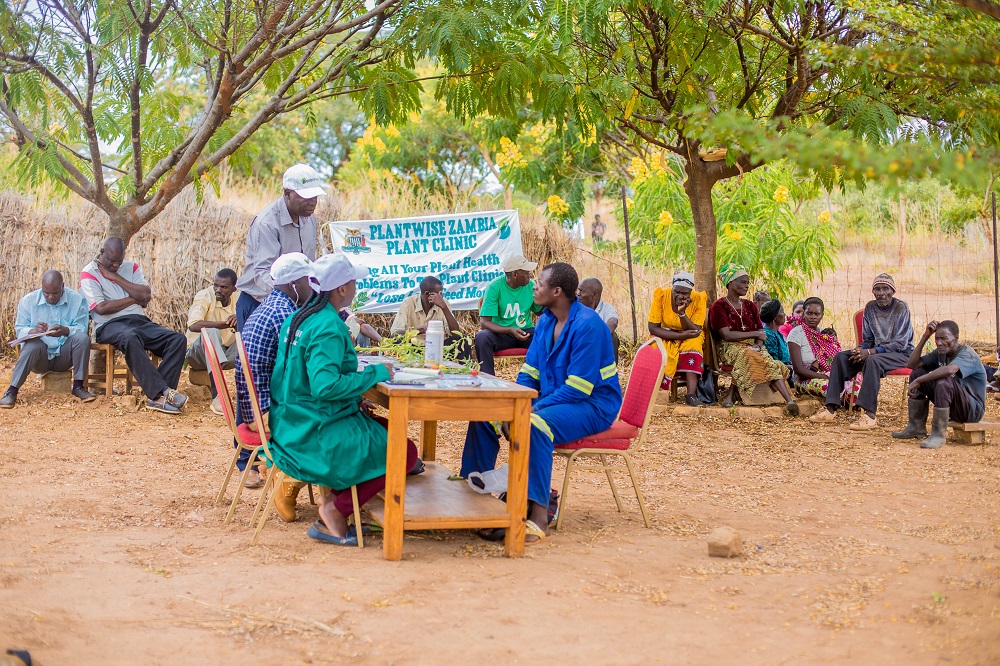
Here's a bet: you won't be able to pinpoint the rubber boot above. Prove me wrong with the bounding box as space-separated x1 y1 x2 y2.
274 479 306 522
919 408 950 449
892 398 929 439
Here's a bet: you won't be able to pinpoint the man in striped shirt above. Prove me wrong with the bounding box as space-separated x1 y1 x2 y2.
234 164 326 330
80 237 188 415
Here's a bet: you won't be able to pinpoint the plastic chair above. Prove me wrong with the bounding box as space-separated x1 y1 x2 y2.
476 297 529 361
237 334 362 548
204 333 265 525
852 309 911 408
551 339 665 530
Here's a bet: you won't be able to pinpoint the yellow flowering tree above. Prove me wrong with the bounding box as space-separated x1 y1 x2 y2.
619 160 837 299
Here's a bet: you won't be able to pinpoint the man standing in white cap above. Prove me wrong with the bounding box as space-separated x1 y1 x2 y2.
233 252 316 491
235 164 327 330
475 253 541 375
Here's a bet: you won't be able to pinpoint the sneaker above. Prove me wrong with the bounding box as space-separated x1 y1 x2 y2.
849 413 878 431
72 386 97 403
210 397 223 416
808 408 836 423
244 469 263 489
146 396 181 414
0 390 16 409
164 388 188 409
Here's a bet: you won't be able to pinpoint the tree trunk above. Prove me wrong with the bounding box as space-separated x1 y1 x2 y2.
898 192 907 268
105 207 143 248
503 185 513 210
684 159 719 302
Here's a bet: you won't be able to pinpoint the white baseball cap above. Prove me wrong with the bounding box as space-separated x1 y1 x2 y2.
501 254 537 272
282 164 327 199
270 252 314 284
313 253 369 291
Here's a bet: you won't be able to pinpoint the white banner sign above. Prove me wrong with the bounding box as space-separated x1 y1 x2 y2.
327 210 523 313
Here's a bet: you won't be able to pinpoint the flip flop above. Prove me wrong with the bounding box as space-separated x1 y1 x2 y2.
525 519 549 545
307 522 359 546
311 520 371 537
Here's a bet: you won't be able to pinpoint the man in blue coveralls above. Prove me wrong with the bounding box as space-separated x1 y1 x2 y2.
461 262 622 543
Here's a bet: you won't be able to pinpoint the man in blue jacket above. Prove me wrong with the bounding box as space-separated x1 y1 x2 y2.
461 262 622 543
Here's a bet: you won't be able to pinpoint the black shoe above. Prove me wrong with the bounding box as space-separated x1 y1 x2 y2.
408 458 425 476
0 390 16 409
146 396 182 414
684 395 704 407
72 386 97 403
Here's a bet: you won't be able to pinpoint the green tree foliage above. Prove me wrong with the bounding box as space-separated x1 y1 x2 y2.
0 0 551 244
536 0 1000 298
620 158 836 299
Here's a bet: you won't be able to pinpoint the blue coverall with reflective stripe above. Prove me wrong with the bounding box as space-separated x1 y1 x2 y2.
461 299 622 506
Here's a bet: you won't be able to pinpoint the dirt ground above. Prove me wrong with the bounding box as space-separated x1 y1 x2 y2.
1 366 999 665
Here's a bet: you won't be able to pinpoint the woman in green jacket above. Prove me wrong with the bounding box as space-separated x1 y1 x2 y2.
269 253 419 546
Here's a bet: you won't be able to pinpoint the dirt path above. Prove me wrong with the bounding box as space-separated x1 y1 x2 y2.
1 372 998 665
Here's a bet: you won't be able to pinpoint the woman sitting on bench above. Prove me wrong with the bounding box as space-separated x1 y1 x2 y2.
707 264 799 415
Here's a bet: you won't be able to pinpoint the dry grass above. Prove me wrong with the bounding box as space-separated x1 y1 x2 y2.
0 173 578 351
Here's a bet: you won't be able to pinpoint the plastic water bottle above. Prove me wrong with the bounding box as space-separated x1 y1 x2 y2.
424 320 444 366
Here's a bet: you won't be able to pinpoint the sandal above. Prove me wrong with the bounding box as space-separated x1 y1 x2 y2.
307 522 359 546
525 519 549 545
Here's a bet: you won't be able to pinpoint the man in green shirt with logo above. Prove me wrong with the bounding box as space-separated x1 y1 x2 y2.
475 254 542 375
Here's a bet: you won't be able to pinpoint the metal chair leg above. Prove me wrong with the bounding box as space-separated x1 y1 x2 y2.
554 451 578 531
622 452 651 528
351 486 364 549
249 463 274 528
250 470 283 546
224 446 262 526
216 449 240 505
600 454 624 512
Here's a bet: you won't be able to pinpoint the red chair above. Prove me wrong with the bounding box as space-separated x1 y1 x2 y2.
551 339 665 530
852 309 911 408
204 333 267 525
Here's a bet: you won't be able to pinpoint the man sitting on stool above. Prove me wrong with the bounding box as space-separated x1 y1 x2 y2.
475 254 540 375
892 320 986 449
1 270 95 408
185 268 239 416
80 237 188 414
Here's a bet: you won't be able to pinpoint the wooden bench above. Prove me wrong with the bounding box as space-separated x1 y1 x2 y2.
948 421 999 445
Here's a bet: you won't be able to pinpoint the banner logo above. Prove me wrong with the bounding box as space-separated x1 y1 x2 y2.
342 228 372 254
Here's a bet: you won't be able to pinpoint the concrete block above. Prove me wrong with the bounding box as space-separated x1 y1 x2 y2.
673 405 699 417
797 399 822 417
41 371 73 392
186 385 212 401
763 406 786 418
189 369 211 387
708 526 743 558
734 406 766 419
703 406 732 419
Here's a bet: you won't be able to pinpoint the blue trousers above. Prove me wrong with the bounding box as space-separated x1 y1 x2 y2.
235 292 261 332
461 401 615 507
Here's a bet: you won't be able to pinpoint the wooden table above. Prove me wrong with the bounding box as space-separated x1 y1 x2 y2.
363 376 537 561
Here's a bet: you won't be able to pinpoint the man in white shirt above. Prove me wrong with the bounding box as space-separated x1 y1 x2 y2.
235 164 326 330
577 277 620 362
79 237 188 415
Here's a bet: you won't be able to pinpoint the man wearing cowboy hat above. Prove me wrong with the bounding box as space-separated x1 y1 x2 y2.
809 273 914 430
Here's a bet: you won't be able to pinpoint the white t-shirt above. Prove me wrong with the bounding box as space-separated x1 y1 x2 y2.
594 300 619 325
79 259 148 326
785 325 816 365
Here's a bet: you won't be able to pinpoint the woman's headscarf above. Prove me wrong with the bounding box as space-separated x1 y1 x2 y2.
718 263 749 287
671 270 695 290
759 298 782 324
